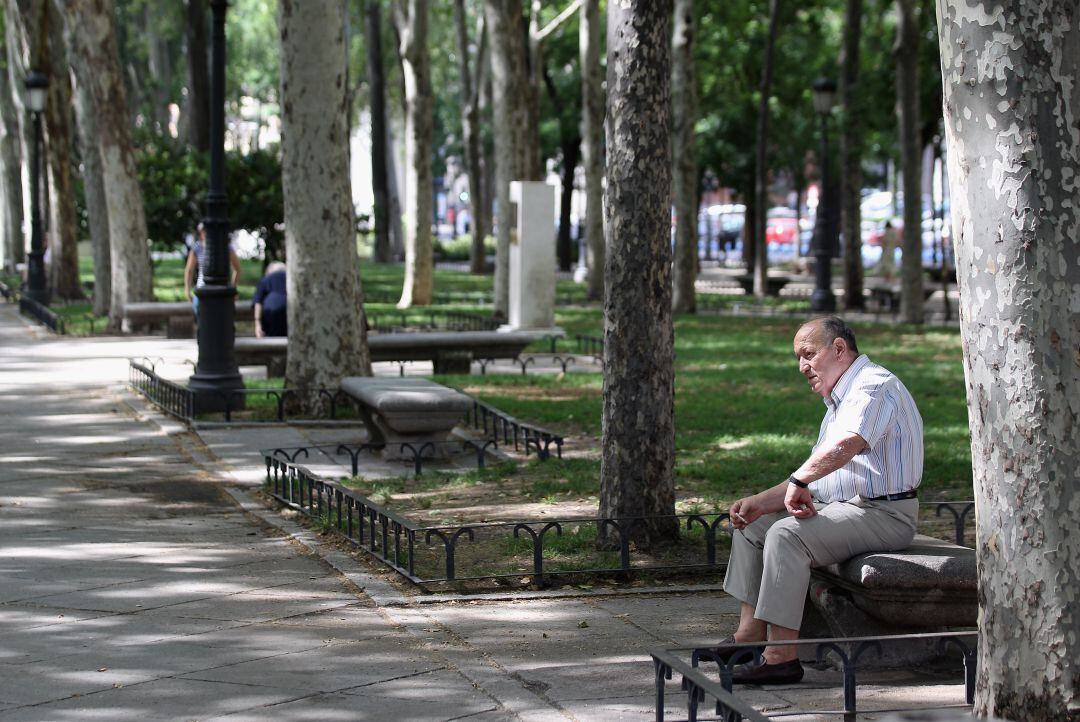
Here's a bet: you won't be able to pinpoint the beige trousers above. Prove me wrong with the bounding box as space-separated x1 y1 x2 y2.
722 497 918 630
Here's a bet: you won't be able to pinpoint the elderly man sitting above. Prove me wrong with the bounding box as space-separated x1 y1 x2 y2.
720 316 924 684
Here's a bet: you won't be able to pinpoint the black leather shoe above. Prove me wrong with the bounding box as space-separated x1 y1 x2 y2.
704 635 765 665
731 658 804 685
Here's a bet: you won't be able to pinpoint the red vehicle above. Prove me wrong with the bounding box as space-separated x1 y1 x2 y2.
765 212 799 245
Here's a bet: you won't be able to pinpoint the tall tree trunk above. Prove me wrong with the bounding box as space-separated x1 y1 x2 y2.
937 2 1079 718
839 0 864 310
392 0 433 308
895 0 923 323
752 0 780 298
579 0 604 302
44 2 81 301
599 0 677 547
556 135 579 273
366 0 392 264
71 66 110 317
452 0 489 275
741 182 756 273
0 31 25 273
185 0 209 152
279 0 371 410
485 0 541 317
58 0 152 328
671 0 697 314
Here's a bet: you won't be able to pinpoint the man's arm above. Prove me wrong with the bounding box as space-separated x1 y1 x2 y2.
184 252 196 299
783 432 868 518
230 251 241 287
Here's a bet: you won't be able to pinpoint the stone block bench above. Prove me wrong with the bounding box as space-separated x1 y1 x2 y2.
801 534 977 667
234 330 542 376
340 377 473 459
736 274 790 296
123 300 254 338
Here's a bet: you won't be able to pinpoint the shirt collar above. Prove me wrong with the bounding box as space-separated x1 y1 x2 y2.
825 354 870 409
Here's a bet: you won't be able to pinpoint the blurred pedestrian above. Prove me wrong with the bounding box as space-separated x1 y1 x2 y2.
253 261 287 338
185 222 242 314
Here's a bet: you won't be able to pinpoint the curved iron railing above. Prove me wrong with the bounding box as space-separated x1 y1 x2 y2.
19 295 65 334
459 396 564 460
652 631 978 722
264 453 734 585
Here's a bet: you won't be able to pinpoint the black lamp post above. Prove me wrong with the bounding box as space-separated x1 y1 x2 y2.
24 70 48 306
188 0 244 412
810 77 837 313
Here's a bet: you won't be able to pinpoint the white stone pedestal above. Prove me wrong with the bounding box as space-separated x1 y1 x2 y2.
506 181 557 331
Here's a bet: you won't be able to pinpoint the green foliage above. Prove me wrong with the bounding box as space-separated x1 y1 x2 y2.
133 132 283 256
135 130 208 253
432 234 496 262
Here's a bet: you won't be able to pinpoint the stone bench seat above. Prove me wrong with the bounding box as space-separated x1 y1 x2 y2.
234 330 542 376
339 377 473 459
803 533 976 667
123 300 254 338
812 534 977 628
736 274 790 296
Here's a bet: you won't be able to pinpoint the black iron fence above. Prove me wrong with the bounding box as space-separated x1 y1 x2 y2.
574 334 603 360
265 454 736 584
652 631 977 722
19 295 65 334
459 396 564 460
129 359 194 419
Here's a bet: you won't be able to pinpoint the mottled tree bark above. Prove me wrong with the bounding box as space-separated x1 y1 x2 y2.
452 0 490 275
579 0 604 302
600 0 677 547
485 0 541 317
70 66 110 317
365 0 392 264
895 0 923 323
671 0 697 314
184 0 209 152
937 3 1079 718
58 0 151 329
839 0 864 310
0 32 24 272
44 2 82 301
392 0 433 308
279 0 371 409
752 0 780 298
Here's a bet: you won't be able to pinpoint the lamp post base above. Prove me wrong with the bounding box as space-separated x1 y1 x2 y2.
810 288 836 313
188 283 245 415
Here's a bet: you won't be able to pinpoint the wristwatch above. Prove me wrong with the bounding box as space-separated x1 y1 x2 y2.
788 475 809 489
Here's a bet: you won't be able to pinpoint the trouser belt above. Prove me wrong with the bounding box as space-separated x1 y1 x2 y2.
866 489 918 501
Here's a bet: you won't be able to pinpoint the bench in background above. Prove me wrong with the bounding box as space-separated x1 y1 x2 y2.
123 301 254 338
339 377 473 459
234 330 544 376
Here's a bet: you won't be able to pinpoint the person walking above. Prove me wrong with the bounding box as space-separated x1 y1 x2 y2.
184 223 242 314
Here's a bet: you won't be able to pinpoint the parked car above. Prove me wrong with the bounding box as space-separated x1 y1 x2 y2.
765 207 799 246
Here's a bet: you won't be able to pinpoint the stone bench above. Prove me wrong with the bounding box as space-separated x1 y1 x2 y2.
123 300 254 338
802 534 977 667
736 274 790 296
340 377 473 459
234 330 543 376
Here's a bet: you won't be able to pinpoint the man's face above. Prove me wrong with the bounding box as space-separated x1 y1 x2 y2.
793 324 851 399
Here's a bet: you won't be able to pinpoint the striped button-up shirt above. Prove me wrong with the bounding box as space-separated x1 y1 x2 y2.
809 354 924 503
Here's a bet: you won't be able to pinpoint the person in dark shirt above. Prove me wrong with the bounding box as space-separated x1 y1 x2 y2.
253 262 287 337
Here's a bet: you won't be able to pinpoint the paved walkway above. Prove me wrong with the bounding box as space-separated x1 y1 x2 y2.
0 303 968 721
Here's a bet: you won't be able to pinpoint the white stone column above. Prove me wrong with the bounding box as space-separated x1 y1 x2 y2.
506 181 557 331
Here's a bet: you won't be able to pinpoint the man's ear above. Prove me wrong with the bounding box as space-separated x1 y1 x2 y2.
833 338 847 357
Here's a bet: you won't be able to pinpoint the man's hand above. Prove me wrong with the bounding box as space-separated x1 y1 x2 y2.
784 483 817 519
729 496 764 530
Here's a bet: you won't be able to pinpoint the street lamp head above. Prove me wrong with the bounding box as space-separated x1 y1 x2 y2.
24 70 48 113
811 77 837 116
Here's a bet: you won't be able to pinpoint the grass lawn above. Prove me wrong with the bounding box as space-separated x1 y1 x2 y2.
34 258 971 508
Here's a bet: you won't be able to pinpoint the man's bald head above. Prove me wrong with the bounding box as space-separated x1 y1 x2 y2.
798 316 859 357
